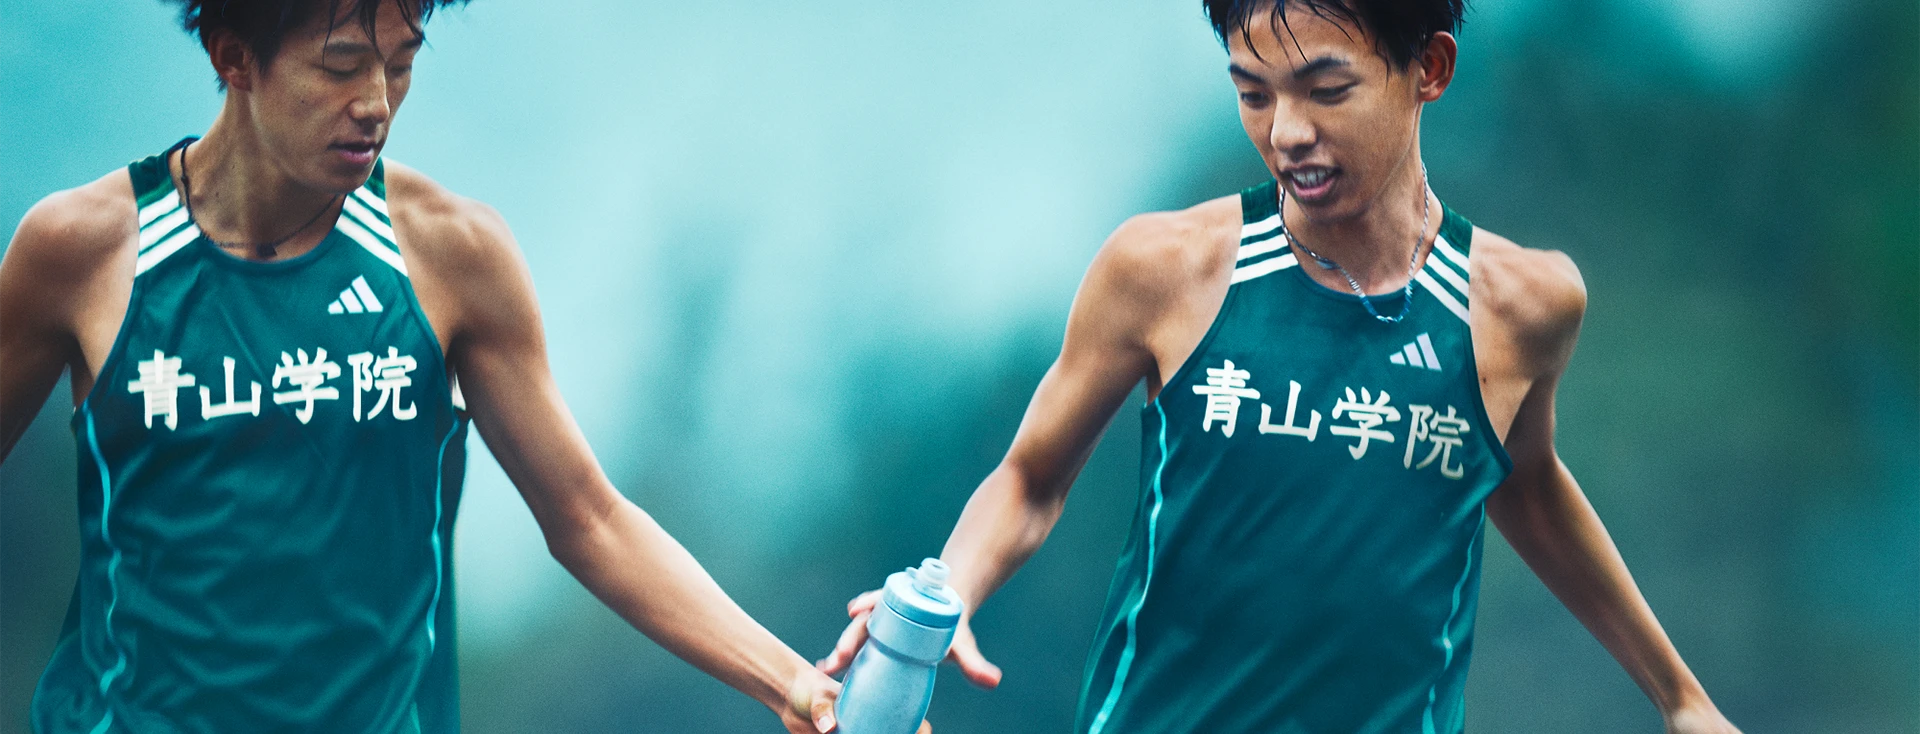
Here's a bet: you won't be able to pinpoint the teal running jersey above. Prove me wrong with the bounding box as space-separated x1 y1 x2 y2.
1076 181 1512 734
33 140 469 733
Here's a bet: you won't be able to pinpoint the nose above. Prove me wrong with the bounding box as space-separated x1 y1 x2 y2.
1268 100 1316 161
348 70 391 126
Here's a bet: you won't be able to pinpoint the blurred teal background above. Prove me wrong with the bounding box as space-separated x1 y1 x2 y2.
2 1 1915 732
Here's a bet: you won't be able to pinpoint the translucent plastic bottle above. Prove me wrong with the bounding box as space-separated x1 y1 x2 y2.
834 558 963 734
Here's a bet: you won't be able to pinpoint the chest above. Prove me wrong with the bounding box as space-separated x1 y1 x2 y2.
73 210 459 409
1152 263 1529 448
1164 280 1499 479
89 232 451 449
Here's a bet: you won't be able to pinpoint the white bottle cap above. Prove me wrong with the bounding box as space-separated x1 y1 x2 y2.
913 558 949 593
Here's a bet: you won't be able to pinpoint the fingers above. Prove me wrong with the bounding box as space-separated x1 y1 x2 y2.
847 590 881 618
815 610 871 675
785 669 841 734
918 720 932 734
817 590 883 674
809 690 837 733
948 629 1003 689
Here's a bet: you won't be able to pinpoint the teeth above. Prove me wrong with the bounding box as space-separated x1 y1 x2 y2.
1291 169 1331 187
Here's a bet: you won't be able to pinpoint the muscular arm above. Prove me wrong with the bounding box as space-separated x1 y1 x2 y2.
936 217 1172 632
1479 246 1734 730
397 182 825 728
821 204 1237 685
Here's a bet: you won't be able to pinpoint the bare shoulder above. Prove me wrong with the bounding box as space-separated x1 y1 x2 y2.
381 161 521 274
379 162 537 352
4 169 138 282
1468 227 1586 365
1073 194 1241 386
1087 193 1241 304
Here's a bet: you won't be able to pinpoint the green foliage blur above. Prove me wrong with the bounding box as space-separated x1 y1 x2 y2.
2 1 1914 732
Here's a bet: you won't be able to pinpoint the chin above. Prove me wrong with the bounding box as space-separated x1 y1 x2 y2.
316 164 375 192
1290 192 1361 222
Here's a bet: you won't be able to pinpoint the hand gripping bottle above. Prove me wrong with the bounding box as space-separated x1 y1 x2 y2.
835 558 963 734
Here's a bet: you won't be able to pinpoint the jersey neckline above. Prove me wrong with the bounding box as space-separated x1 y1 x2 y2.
1280 217 1469 305
160 136 360 275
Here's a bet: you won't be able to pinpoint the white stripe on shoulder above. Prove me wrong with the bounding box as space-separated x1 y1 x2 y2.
138 208 190 250
337 216 409 276
1433 234 1471 273
342 197 397 243
1423 252 1471 301
137 191 180 228
1236 233 1287 262
353 186 390 217
134 225 200 275
1240 214 1280 241
1414 269 1469 323
1230 252 1298 284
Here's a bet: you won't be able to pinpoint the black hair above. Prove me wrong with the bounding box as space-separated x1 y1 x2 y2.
1203 0 1464 69
163 0 466 83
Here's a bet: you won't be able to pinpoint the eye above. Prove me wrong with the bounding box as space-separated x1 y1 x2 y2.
322 64 358 79
1238 91 1272 107
1310 83 1357 102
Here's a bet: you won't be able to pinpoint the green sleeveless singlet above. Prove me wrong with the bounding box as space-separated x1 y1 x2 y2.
33 140 470 733
1075 180 1513 734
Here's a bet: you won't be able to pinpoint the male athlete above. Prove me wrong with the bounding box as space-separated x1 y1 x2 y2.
0 1 854 731
819 1 1744 732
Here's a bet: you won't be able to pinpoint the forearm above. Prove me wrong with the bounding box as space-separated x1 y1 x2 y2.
1488 461 1709 714
939 464 1068 615
549 497 809 714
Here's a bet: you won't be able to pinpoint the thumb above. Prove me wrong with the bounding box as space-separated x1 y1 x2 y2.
810 690 838 733
948 632 1003 689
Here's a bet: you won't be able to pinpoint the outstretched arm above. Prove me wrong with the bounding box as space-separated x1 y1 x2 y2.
430 199 838 733
818 210 1220 687
1484 257 1738 733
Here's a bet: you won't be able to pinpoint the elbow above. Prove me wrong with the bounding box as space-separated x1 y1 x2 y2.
986 460 1059 511
1029 488 1070 531
537 493 622 577
542 518 600 576
1500 446 1562 494
996 463 1071 543
1488 454 1574 531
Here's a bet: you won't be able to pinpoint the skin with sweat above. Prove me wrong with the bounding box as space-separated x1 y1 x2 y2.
817 7 1740 733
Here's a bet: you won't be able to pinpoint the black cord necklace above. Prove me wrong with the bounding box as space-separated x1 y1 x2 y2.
177 138 341 260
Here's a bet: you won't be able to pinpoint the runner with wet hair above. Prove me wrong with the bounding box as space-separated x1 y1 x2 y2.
820 2 1744 732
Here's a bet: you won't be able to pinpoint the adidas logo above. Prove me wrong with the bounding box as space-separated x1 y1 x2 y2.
1388 333 1443 371
326 276 385 315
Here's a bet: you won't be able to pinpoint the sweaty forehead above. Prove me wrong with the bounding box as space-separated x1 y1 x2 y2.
286 1 424 55
1225 5 1378 72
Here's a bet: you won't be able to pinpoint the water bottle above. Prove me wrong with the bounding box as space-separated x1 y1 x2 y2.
834 558 963 734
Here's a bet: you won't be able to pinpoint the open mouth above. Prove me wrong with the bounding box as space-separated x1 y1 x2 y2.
332 141 379 166
1283 166 1339 204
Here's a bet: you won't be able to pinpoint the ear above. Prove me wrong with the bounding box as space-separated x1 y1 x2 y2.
1414 31 1458 103
205 28 258 93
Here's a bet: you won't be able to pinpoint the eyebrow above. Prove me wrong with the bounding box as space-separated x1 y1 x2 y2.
1229 55 1353 86
1228 63 1266 84
1290 56 1351 79
321 36 424 57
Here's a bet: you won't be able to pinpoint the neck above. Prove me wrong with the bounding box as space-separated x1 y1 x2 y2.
1282 145 1437 290
178 101 341 257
